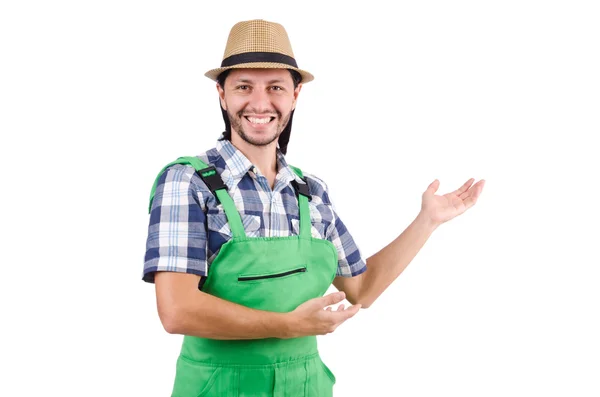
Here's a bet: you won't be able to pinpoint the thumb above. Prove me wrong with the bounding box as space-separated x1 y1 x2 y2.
425 179 439 196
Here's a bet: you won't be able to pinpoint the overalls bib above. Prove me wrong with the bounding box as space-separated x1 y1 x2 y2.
149 157 339 397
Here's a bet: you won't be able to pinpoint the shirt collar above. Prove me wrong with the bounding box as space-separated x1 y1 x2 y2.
215 133 306 191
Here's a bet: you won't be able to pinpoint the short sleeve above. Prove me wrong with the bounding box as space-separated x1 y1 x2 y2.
142 164 208 283
327 206 368 278
305 174 367 278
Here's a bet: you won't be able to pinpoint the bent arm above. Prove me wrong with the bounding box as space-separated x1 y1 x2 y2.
155 272 290 340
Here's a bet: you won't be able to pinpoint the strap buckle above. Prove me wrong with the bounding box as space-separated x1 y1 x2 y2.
197 166 227 203
291 178 311 201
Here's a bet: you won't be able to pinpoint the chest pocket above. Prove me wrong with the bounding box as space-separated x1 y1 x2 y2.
291 218 330 239
207 213 262 238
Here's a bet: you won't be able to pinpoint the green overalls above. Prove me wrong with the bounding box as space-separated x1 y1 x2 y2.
149 157 339 397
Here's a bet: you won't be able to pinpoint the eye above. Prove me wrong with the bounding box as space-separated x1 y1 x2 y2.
236 85 249 90
270 86 283 91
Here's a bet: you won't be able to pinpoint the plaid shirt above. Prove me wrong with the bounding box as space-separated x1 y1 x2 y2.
142 134 367 283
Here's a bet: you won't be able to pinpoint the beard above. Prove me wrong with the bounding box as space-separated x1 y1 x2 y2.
227 107 292 147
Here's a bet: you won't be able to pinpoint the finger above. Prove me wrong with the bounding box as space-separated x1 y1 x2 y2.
472 180 485 198
459 180 485 207
337 304 345 311
321 291 346 308
325 307 332 311
462 195 478 210
333 304 362 321
458 179 485 201
451 178 474 197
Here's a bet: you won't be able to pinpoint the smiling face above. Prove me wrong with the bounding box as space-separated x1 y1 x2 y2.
217 68 302 148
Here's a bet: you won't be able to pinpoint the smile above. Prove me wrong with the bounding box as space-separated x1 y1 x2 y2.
244 116 275 125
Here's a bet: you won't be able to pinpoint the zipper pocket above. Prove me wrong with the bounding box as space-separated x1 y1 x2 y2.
238 267 307 282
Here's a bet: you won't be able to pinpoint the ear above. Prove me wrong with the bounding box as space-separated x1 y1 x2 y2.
292 83 302 111
217 83 226 110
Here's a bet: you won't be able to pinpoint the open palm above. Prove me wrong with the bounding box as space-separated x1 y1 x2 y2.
421 178 486 226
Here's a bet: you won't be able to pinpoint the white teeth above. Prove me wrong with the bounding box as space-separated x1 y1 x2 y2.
247 117 271 124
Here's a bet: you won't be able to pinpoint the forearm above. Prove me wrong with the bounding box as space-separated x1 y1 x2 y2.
360 212 438 306
167 289 291 340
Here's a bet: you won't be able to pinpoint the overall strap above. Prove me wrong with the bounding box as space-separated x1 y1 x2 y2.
289 165 311 239
148 156 246 239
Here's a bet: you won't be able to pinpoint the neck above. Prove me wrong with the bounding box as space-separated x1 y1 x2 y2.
230 132 279 177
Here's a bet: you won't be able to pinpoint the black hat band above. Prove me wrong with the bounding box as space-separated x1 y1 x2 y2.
221 52 298 68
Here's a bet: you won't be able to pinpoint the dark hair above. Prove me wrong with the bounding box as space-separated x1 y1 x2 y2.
216 69 302 155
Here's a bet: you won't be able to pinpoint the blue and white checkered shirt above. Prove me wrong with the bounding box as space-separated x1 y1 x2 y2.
142 134 367 283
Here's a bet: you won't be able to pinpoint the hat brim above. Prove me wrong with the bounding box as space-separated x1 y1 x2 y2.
205 62 314 84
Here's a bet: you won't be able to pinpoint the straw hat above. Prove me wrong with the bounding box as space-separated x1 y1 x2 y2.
204 19 314 84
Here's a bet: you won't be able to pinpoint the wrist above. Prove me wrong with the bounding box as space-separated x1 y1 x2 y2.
273 312 297 339
415 211 440 232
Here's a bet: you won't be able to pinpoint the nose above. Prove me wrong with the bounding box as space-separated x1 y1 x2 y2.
246 87 274 114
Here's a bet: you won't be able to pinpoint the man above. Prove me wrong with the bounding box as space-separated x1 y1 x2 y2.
143 19 485 397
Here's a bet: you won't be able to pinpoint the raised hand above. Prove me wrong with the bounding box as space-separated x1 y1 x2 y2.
420 178 486 227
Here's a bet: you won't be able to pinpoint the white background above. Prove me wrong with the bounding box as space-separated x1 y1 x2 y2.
1 0 599 396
